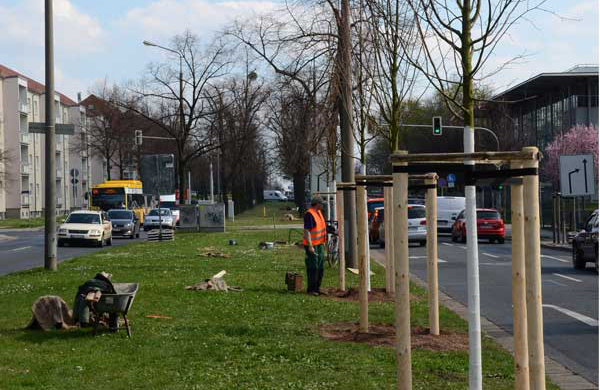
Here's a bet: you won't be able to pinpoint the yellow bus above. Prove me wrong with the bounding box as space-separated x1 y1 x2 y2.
90 180 147 223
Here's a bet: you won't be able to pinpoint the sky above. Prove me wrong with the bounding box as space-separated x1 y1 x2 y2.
0 0 597 100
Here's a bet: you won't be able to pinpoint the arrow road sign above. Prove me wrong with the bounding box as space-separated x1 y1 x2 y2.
560 154 595 197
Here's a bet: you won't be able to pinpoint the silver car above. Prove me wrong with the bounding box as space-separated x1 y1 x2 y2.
108 209 141 239
378 204 428 247
144 208 176 231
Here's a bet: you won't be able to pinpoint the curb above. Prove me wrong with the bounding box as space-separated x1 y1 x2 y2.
409 272 597 390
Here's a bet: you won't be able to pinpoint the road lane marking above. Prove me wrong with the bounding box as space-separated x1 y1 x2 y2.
543 304 599 326
541 255 569 263
544 280 567 287
480 262 510 266
457 245 467 250
482 252 500 258
10 246 32 251
409 256 447 263
442 243 454 247
552 273 583 283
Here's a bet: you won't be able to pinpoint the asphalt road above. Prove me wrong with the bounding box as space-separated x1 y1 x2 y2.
373 235 598 384
0 229 146 277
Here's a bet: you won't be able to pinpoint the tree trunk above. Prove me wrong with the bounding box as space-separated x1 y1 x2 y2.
293 173 306 215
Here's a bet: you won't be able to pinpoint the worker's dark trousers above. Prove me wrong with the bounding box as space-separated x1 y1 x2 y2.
305 245 324 294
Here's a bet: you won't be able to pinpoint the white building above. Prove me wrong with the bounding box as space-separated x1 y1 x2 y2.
0 65 110 219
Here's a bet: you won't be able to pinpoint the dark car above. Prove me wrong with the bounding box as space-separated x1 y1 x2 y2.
107 209 140 239
451 208 505 244
572 209 598 271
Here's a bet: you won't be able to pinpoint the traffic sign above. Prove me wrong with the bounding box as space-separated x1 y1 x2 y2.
448 182 455 188
559 154 595 196
447 174 456 183
70 168 79 177
438 178 447 187
71 178 79 185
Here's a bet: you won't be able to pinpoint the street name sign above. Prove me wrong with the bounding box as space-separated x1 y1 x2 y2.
559 154 595 196
28 122 75 135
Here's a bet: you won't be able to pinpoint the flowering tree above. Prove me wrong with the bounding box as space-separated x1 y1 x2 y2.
542 125 599 188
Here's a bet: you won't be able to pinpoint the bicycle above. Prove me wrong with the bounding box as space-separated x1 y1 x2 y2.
325 220 339 268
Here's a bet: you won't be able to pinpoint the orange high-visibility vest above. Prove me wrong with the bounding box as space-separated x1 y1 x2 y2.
303 208 326 246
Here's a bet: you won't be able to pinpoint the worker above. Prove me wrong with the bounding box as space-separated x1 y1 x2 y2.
303 197 326 295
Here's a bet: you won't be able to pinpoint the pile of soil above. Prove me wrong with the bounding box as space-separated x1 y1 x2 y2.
321 287 419 303
319 322 468 352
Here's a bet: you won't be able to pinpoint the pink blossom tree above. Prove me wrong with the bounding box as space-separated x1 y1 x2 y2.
541 125 599 189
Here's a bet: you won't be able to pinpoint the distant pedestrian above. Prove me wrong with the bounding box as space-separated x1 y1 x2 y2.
303 197 326 295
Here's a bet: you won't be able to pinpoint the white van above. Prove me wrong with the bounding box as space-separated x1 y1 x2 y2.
159 194 180 225
437 196 465 232
263 190 288 201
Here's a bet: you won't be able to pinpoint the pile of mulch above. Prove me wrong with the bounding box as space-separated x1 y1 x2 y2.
321 287 420 303
319 322 468 351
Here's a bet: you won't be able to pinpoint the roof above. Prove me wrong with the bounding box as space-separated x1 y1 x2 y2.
493 65 599 101
95 180 143 189
0 64 78 106
70 210 102 214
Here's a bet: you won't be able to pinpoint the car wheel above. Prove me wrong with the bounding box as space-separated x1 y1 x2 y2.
98 235 104 247
419 240 426 247
488 238 495 243
497 237 505 244
136 230 140 238
572 245 586 270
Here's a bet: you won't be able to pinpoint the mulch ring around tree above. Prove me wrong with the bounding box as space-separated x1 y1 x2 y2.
321 287 420 303
318 322 468 351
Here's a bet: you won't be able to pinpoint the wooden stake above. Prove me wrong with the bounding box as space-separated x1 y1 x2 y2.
511 161 530 390
356 185 369 332
393 151 412 389
384 186 392 293
522 147 545 390
425 176 439 336
336 189 346 291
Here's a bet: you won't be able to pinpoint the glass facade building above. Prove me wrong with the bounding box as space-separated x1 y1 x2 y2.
493 65 598 151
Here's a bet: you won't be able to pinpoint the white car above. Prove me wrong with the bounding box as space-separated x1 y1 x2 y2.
378 204 428 247
144 208 176 231
58 210 112 247
437 196 466 233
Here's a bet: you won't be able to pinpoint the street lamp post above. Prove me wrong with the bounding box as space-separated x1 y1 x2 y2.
143 40 187 204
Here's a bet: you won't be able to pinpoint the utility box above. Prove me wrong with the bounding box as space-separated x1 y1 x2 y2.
199 203 225 232
178 205 199 230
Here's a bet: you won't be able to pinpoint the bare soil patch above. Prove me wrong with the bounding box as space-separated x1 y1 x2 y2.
321 287 420 303
319 322 468 351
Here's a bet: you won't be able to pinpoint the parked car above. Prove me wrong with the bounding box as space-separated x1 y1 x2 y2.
451 208 505 244
369 207 384 243
108 209 140 239
572 209 598 271
378 205 427 247
437 196 466 232
144 208 176 231
264 190 288 201
58 210 112 247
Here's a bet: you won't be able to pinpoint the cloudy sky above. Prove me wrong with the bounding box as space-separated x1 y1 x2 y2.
0 0 597 100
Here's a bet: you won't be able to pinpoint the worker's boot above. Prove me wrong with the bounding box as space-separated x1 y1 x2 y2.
316 268 324 295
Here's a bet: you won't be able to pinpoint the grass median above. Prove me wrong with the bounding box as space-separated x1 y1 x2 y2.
0 228 557 389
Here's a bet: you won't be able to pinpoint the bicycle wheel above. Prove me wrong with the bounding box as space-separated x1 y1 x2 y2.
327 236 339 267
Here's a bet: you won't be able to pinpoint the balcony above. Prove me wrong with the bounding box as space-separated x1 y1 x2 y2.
20 163 29 175
20 132 29 144
56 169 62 178
21 194 30 207
56 197 62 207
19 102 29 114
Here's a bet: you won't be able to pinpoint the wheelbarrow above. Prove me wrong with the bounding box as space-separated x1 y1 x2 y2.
90 283 139 338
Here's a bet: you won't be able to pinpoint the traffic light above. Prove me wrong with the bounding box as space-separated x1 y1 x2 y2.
432 116 442 136
134 130 142 146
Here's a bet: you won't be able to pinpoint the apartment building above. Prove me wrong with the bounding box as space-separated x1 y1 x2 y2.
0 65 112 219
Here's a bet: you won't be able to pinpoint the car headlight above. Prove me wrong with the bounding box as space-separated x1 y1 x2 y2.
90 230 101 235
58 228 67 234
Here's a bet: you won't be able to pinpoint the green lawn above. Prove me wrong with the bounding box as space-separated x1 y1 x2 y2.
228 201 302 228
0 229 557 389
0 217 65 229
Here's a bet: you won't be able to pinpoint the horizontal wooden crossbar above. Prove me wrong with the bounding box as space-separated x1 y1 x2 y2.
390 149 540 164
